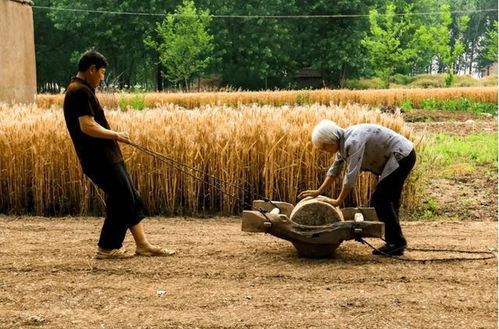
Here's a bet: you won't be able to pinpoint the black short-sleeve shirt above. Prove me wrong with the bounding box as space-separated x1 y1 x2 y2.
63 77 123 173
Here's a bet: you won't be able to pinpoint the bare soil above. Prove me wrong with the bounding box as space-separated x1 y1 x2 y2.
408 118 496 136
403 109 495 124
406 111 498 222
0 217 496 329
427 174 497 221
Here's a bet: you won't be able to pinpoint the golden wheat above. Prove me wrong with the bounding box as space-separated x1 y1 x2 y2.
36 87 497 110
0 102 419 216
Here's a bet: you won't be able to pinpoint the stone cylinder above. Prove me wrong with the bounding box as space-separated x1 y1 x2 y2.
290 197 343 226
289 197 344 258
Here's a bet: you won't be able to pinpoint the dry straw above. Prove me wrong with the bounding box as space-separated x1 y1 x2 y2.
0 103 420 216
36 87 497 110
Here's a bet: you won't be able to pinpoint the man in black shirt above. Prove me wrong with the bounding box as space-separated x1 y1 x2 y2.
64 49 175 259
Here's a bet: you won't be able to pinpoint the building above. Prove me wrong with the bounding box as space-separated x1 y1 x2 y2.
0 0 37 104
481 62 498 77
293 68 324 89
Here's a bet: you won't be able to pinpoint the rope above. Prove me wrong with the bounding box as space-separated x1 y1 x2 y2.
128 142 277 210
357 237 496 263
130 142 250 196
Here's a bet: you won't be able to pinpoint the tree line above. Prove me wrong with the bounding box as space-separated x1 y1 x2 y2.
34 0 497 92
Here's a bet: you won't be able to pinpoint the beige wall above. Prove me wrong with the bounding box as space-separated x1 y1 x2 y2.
0 0 37 104
481 62 498 77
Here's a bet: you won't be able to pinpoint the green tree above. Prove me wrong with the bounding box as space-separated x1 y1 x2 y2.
445 0 497 74
415 5 469 86
456 0 497 74
199 0 297 89
38 0 174 90
291 0 378 88
361 3 416 88
145 0 214 90
33 0 75 91
483 20 498 62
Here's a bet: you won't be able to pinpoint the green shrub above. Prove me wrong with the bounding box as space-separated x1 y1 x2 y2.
400 99 413 112
118 96 129 111
343 79 365 89
454 75 481 87
344 78 384 89
482 74 498 86
421 98 439 110
118 92 145 111
391 73 415 85
130 93 145 111
410 78 444 88
469 102 497 115
444 73 454 87
421 198 440 219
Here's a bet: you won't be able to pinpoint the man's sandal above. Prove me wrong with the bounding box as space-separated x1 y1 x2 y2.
95 247 134 260
135 246 176 257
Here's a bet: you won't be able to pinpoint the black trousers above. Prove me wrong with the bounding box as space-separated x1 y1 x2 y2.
86 162 146 250
371 150 416 245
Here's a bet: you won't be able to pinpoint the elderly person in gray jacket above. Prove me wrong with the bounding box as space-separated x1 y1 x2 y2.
298 120 416 256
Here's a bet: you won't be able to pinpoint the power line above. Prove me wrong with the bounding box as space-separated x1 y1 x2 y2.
32 5 498 19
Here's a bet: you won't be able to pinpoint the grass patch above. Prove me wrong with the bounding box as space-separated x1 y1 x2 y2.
420 98 497 115
422 133 498 177
401 97 497 115
118 92 145 111
420 198 440 219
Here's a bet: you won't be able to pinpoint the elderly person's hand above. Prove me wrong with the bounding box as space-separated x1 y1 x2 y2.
316 196 341 207
297 189 320 199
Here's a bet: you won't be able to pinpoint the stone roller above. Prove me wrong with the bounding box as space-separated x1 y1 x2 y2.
289 197 344 257
242 198 384 258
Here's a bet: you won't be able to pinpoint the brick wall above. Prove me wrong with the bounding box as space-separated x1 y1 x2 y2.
0 0 36 104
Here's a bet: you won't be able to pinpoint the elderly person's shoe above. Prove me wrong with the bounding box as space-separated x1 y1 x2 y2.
95 247 134 259
372 243 406 256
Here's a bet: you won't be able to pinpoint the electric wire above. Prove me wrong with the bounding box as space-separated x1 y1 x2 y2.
32 5 498 18
358 237 496 262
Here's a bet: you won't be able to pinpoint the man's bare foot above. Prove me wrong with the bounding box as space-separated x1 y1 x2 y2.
95 247 134 260
135 244 176 257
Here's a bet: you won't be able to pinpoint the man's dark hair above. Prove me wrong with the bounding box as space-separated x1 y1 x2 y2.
78 49 108 72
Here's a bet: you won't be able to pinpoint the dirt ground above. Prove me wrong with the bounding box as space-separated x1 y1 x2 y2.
0 217 496 329
407 116 496 136
403 109 495 124
406 111 498 222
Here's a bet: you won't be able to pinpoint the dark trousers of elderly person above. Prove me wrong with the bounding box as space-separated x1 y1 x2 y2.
371 150 416 246
86 161 146 250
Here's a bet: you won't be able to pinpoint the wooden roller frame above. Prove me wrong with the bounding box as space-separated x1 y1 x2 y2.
242 200 384 258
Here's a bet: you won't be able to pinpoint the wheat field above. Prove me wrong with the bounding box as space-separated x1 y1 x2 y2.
0 103 420 216
36 87 497 110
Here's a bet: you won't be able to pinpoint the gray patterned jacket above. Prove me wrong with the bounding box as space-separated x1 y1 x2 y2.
327 124 414 188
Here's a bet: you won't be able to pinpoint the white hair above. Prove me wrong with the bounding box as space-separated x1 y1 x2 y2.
311 120 344 146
